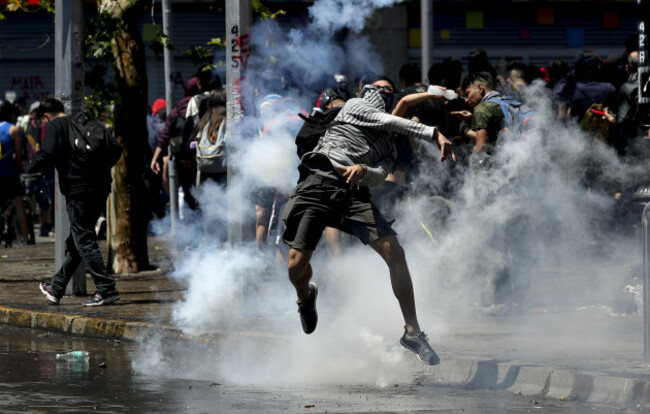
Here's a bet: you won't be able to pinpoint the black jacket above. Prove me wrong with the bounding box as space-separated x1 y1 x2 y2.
27 116 122 196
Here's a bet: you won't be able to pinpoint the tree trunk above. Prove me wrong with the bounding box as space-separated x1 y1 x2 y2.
102 0 150 273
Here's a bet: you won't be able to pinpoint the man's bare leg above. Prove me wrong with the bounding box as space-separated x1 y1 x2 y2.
370 235 439 365
255 205 270 251
12 196 30 244
288 247 313 300
288 247 318 334
324 227 342 257
369 235 421 335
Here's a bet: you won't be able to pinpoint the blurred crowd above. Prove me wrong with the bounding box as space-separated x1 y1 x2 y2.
1 35 649 265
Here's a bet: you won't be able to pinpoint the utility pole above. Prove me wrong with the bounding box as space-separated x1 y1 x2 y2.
162 0 178 235
225 0 252 246
421 0 433 82
54 0 85 296
638 0 650 124
638 0 650 366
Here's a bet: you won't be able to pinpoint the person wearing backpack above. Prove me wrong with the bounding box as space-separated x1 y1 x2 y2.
187 90 228 243
452 71 536 310
150 76 200 207
282 84 455 366
192 90 227 185
28 98 122 307
454 71 535 158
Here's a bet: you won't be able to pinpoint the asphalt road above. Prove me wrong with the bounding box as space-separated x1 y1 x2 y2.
2 325 648 414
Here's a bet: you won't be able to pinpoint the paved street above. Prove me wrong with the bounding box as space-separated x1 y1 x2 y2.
2 325 647 414
2 236 650 411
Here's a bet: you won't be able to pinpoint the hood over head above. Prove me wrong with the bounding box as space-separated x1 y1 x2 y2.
358 85 389 112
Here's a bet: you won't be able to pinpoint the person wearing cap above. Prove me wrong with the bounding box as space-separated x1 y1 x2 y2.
145 98 167 220
282 83 455 366
148 98 166 154
150 77 200 206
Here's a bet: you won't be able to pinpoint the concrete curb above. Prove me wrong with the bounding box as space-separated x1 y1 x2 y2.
0 306 284 345
417 357 650 407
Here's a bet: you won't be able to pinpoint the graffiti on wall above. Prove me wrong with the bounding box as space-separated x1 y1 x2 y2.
9 75 51 102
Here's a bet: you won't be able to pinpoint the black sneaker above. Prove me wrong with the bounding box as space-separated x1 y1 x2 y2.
39 282 60 305
297 282 318 334
83 291 120 307
400 329 440 365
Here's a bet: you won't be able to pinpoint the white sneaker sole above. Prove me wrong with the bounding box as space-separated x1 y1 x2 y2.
39 283 59 305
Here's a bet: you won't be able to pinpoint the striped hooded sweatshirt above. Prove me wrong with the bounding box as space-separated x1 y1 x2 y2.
305 85 438 187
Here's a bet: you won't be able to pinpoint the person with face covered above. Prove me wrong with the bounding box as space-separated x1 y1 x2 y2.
282 84 455 365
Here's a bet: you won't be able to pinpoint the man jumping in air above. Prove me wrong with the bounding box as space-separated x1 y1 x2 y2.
282 83 455 365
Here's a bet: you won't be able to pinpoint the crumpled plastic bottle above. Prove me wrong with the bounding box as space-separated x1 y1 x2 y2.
427 85 458 100
55 351 90 362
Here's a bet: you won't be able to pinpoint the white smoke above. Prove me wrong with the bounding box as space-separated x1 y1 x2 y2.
393 80 643 318
136 1 647 387
308 0 401 34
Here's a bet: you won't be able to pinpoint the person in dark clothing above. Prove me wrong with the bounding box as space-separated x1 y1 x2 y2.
28 98 122 307
553 52 617 124
282 84 455 366
617 51 642 151
150 77 200 200
145 98 167 220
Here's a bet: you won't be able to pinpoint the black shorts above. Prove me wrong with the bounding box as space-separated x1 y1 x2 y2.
282 173 396 250
252 186 276 210
0 175 24 201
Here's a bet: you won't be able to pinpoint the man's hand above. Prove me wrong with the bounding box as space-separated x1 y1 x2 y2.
336 164 368 189
436 131 456 162
150 158 161 175
450 110 473 122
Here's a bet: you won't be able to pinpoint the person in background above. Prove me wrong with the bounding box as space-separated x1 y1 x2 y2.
23 101 53 237
30 98 122 306
150 77 200 209
0 102 31 245
145 98 167 222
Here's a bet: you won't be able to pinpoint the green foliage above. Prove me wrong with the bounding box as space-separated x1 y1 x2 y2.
148 30 171 57
185 45 214 67
252 0 273 21
83 11 123 62
0 0 53 19
83 62 117 120
81 6 132 121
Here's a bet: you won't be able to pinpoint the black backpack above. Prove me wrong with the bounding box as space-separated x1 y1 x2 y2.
168 114 187 156
69 112 122 168
295 106 342 158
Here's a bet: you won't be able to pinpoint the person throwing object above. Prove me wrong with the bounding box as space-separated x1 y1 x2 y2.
282 84 455 365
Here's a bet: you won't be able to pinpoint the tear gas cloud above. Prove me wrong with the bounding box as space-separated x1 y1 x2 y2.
136 2 646 386
308 0 401 35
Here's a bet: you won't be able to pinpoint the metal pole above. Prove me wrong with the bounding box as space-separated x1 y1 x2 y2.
162 0 177 234
54 0 85 296
638 0 650 128
421 0 433 83
641 203 650 365
639 0 650 366
225 0 252 247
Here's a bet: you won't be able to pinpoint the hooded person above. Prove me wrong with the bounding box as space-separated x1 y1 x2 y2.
280 84 455 366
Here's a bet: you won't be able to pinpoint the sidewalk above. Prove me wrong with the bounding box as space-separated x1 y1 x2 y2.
2 237 650 407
